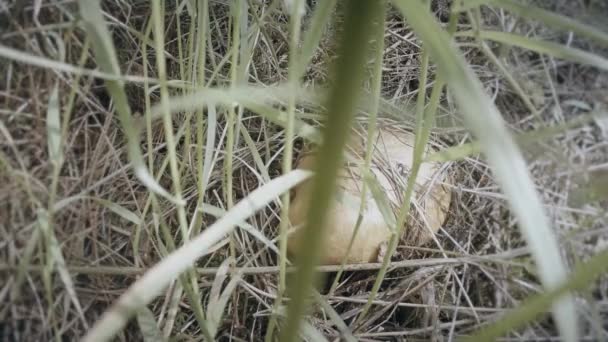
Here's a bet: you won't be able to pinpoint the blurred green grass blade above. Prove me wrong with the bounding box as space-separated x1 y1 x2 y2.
136 307 165 342
391 1 578 341
46 85 63 167
280 2 384 341
466 248 608 341
462 30 608 71
78 0 180 205
82 169 311 342
457 0 608 46
425 112 598 162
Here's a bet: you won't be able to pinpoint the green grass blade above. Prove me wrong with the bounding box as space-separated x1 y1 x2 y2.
82 169 311 342
202 103 217 185
391 1 578 341
280 2 384 341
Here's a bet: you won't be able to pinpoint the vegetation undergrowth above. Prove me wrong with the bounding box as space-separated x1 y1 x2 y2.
1 0 607 341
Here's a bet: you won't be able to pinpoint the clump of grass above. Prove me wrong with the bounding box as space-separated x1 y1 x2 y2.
1 0 607 341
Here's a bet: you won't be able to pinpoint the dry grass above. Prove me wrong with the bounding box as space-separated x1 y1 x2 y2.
1 0 607 341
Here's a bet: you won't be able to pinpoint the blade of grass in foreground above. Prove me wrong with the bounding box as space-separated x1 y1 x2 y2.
82 169 311 342
279 2 384 341
391 1 578 341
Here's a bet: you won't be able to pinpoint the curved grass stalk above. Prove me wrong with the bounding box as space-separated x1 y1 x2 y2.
425 111 599 163
391 1 578 340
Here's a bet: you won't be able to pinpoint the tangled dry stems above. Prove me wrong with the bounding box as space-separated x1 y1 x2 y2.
1 0 607 340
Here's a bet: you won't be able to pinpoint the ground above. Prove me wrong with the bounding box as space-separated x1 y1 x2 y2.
0 0 607 341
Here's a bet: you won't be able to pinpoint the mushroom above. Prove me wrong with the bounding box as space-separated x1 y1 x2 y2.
286 128 452 265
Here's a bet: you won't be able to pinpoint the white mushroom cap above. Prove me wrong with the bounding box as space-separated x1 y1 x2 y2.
286 128 451 265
